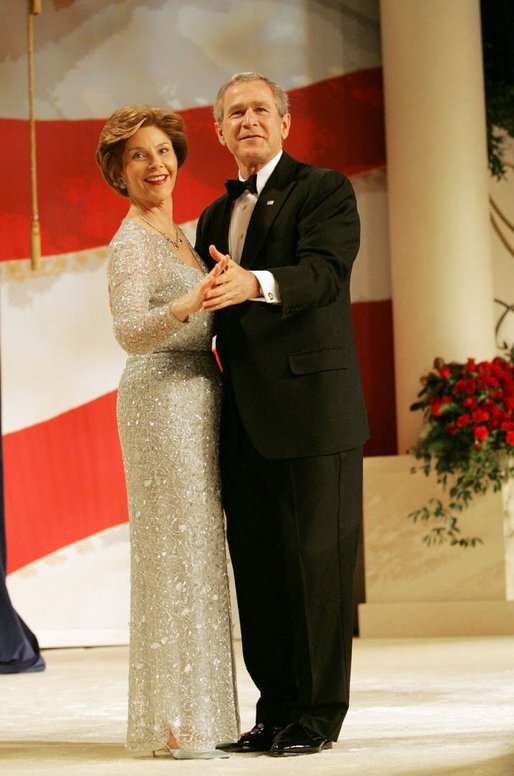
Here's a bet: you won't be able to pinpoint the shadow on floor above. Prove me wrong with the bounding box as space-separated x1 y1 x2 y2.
0 741 128 762
1 741 513 775
422 752 514 776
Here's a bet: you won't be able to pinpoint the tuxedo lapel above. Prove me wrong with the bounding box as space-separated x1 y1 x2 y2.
240 153 298 269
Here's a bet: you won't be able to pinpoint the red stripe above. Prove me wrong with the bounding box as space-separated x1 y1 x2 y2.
3 392 128 574
1 69 384 261
3 297 396 573
352 299 398 457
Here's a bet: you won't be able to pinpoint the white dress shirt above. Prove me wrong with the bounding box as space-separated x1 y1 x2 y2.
228 151 282 304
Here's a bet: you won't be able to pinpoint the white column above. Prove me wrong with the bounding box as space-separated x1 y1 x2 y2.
380 0 496 453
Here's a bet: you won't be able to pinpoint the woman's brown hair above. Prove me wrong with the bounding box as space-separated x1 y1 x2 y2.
96 105 188 197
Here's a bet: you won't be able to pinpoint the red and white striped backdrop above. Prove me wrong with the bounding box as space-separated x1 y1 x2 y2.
1 0 395 645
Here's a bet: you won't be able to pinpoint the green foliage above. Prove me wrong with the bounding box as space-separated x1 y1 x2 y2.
485 79 514 179
481 3 514 179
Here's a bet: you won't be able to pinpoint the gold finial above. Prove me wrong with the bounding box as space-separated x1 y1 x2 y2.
28 0 42 270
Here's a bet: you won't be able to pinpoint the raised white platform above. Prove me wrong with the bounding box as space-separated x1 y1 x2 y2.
360 601 514 638
359 455 514 637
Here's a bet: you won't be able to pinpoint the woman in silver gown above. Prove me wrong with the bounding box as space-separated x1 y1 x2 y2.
96 106 239 759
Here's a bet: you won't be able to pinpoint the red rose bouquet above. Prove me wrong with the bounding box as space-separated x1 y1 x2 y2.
410 349 514 546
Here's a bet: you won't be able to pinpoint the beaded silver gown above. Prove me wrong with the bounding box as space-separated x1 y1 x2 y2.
108 219 239 753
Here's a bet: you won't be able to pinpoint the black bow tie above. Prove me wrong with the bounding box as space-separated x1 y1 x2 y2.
225 174 258 200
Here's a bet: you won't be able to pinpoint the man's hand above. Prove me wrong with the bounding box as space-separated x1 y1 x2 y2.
203 244 261 310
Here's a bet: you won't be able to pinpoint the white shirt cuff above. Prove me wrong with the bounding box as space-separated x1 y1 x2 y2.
250 270 281 304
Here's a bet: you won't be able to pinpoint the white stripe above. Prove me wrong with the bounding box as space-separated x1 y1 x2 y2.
0 0 381 119
1 247 122 433
6 525 130 648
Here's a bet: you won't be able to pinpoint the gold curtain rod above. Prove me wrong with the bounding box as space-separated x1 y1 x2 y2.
28 0 42 271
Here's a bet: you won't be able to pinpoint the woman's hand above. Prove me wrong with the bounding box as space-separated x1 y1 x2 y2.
171 261 225 321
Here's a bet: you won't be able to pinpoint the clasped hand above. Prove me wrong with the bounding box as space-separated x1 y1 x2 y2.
202 245 260 311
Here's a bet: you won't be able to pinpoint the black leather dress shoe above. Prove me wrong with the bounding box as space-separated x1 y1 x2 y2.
217 722 283 753
269 722 333 756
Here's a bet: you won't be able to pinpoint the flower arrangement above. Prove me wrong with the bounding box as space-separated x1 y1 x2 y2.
409 349 514 546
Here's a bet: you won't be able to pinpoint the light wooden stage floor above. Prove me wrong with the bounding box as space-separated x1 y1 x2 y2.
1 637 513 775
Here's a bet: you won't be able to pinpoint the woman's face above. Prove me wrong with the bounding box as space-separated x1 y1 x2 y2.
121 125 178 208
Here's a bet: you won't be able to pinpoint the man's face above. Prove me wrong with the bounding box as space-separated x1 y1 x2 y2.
215 79 290 175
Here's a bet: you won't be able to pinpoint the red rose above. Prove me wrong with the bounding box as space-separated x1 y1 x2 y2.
454 379 477 395
439 366 451 378
472 410 489 423
474 426 489 441
506 430 514 446
484 401 502 416
431 396 452 416
456 414 471 427
478 375 499 389
431 400 442 416
492 362 509 379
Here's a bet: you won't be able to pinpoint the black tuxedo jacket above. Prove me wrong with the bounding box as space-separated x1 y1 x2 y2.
195 151 369 459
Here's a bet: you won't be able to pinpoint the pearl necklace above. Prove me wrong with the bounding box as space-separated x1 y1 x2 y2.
137 211 183 251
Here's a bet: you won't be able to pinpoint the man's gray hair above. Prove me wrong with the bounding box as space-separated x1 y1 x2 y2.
213 72 290 124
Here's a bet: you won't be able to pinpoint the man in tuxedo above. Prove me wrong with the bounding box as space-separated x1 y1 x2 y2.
195 72 368 757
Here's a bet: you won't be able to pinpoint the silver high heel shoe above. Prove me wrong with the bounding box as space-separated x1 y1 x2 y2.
153 745 229 760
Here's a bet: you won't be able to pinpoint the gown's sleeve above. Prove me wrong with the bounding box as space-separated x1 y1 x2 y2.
108 236 187 354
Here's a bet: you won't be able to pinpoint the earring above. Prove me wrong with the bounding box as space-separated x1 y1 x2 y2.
119 178 126 190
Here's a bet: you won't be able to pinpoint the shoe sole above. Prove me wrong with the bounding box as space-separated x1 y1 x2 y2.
218 745 271 753
172 750 229 760
153 747 229 759
269 742 333 757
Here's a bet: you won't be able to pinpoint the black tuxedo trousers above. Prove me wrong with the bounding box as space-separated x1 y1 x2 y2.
221 382 362 740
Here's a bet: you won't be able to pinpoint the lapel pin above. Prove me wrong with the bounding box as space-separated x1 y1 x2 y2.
266 200 275 205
